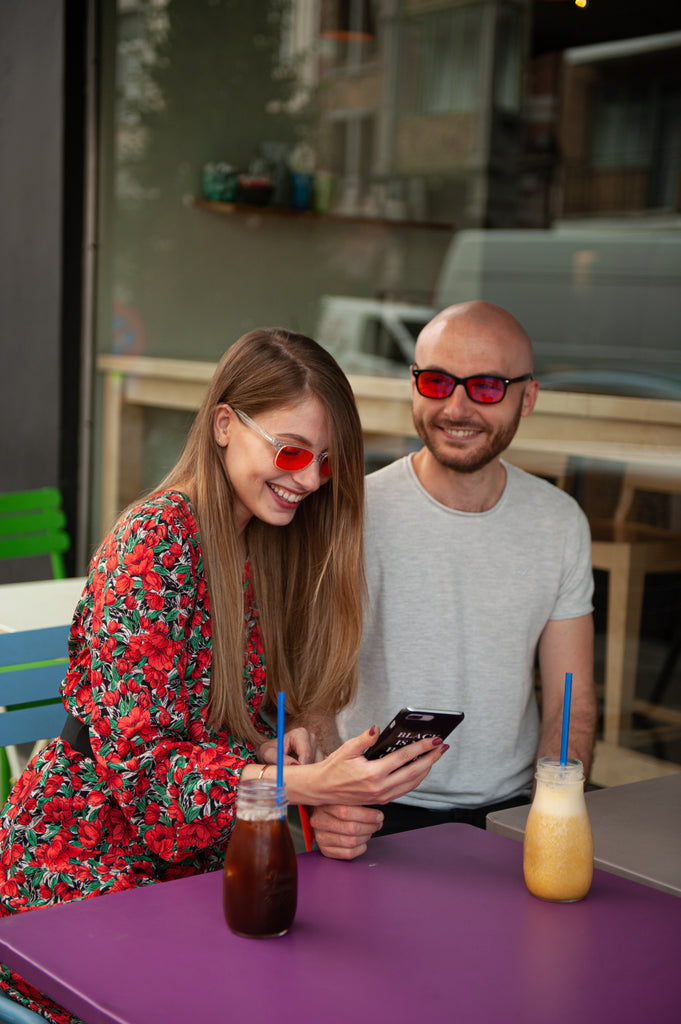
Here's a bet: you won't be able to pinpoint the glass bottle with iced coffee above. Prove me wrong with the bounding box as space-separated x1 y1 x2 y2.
223 778 298 937
523 757 593 902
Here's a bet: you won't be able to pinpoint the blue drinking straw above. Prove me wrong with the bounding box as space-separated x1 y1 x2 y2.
276 690 285 789
560 672 573 766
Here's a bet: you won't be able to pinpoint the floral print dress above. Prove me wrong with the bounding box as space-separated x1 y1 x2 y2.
0 491 271 1022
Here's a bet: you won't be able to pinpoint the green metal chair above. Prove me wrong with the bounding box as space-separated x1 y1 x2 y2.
0 625 70 807
0 488 70 580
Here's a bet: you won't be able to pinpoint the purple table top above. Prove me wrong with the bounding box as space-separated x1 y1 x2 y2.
0 824 679 1024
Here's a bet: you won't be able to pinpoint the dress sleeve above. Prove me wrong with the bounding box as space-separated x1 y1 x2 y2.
64 496 265 863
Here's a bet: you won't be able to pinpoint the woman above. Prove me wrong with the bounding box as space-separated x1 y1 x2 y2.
0 329 446 1023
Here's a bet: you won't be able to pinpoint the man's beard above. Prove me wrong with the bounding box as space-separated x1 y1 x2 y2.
414 406 522 474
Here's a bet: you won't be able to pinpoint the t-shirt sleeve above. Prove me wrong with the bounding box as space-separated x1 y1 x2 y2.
550 500 594 621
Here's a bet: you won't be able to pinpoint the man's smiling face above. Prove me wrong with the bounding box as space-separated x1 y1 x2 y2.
411 303 538 475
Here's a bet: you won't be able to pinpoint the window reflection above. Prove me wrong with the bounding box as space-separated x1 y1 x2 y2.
99 0 681 777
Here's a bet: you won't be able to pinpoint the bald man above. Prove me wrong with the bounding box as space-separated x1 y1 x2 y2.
311 301 597 859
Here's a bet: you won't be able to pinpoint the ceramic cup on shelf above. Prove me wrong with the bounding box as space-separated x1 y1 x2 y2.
201 162 238 202
291 172 314 211
313 171 336 214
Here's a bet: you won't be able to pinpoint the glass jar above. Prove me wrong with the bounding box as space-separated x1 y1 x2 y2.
523 757 593 902
223 778 298 937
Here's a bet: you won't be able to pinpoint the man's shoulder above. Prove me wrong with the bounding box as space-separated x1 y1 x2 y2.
364 457 421 537
503 462 585 519
366 455 411 493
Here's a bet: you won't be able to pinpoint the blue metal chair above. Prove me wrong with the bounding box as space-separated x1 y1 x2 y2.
0 625 70 806
0 992 49 1023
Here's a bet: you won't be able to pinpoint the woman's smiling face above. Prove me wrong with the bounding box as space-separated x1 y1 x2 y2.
213 394 331 535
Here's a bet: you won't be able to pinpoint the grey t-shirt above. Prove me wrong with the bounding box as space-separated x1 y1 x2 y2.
338 455 594 809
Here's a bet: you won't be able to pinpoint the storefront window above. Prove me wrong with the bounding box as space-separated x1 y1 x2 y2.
94 0 681 778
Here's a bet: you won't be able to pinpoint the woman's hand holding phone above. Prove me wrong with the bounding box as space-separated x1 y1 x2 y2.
276 711 463 859
280 724 448 808
364 707 464 761
305 709 464 860
304 729 446 859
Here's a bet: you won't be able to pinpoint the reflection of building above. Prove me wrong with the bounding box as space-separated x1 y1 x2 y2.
304 0 530 228
288 1 681 230
394 0 527 227
559 33 681 219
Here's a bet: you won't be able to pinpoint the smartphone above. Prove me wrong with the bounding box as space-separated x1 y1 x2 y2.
364 707 464 761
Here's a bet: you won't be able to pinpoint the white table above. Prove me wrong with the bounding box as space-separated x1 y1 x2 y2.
486 773 681 897
0 577 86 633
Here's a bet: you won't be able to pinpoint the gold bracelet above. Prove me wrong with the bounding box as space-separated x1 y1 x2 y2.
257 764 268 781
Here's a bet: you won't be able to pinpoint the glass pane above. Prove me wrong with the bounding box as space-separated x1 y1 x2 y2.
419 6 484 114
494 3 523 114
93 0 681 782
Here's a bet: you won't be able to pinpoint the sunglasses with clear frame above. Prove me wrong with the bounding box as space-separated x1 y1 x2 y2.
232 409 332 477
411 366 534 404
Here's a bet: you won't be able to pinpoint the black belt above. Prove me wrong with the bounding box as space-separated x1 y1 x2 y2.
61 712 95 759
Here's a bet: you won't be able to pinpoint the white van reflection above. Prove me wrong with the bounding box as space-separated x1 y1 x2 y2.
317 228 681 397
540 371 681 401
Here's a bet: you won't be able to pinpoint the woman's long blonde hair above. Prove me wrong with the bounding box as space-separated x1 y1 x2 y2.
158 328 365 746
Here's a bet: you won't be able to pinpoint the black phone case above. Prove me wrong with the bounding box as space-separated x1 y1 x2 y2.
364 707 464 760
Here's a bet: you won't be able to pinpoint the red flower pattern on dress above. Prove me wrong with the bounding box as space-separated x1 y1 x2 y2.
0 492 271 1024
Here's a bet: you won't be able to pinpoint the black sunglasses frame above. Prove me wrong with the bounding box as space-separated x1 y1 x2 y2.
411 366 534 404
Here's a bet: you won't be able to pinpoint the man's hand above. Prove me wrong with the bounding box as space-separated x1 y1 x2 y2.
310 804 384 860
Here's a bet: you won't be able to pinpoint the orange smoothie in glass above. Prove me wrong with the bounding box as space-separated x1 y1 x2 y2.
523 758 593 902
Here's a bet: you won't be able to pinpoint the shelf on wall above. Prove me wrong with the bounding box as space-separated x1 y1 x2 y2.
192 198 454 231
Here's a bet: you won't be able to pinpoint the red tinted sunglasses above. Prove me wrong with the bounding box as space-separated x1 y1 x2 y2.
233 409 332 477
411 366 533 404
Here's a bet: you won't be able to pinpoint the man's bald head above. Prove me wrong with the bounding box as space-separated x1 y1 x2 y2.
415 301 534 376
